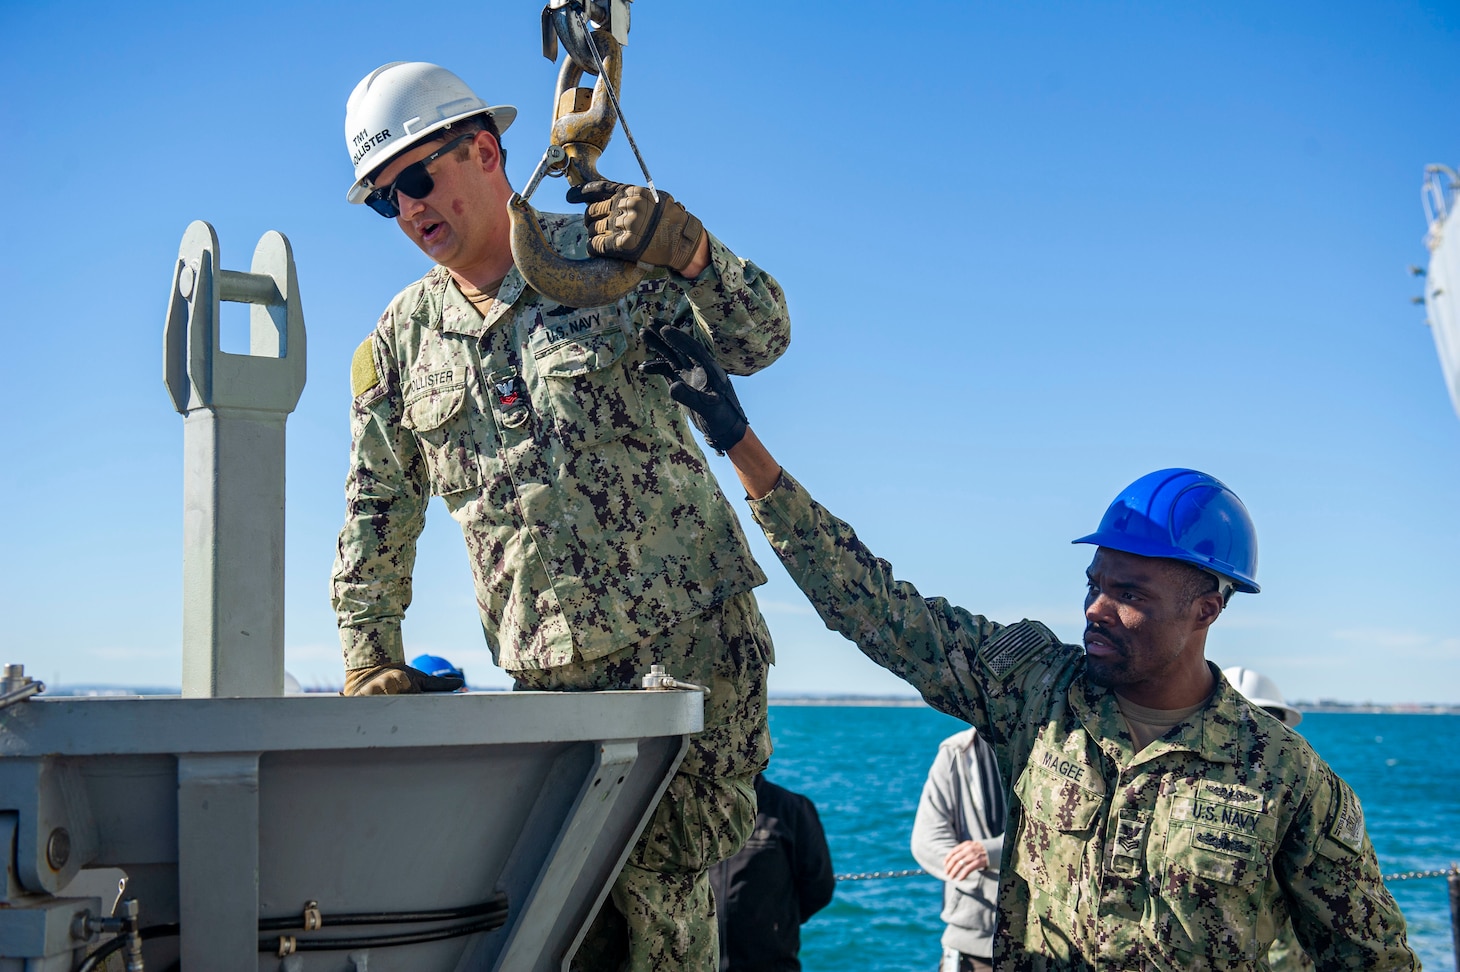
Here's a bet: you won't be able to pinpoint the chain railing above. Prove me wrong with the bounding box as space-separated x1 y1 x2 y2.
1384 868 1453 882
835 864 1454 883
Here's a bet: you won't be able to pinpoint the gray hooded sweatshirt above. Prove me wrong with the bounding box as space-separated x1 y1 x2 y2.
910 728 1007 959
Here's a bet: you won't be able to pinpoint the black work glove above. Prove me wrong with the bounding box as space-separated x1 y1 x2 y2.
639 324 748 454
566 181 706 273
342 662 464 696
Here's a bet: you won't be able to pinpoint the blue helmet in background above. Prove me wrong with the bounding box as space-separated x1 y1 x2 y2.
410 653 465 682
1072 468 1260 594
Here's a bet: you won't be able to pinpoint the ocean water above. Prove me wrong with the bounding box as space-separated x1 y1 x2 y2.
763 705 1460 971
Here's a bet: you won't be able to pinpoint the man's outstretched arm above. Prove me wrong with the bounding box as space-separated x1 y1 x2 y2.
638 325 1069 744
727 427 782 499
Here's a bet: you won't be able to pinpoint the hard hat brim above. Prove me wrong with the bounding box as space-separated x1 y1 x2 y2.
1250 699 1303 728
345 104 517 205
1071 532 1261 594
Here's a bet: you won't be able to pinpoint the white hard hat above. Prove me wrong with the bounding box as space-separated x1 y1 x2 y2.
344 61 517 205
1221 666 1302 728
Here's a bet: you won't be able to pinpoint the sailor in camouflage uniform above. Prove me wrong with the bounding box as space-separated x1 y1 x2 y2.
330 63 786 971
639 328 1419 971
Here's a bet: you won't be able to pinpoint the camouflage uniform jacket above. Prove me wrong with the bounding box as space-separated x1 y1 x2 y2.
332 214 788 672
748 472 1418 971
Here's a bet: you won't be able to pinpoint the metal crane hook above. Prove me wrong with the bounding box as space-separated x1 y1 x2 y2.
511 23 649 308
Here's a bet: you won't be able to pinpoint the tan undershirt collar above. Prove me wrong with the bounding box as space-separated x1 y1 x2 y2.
455 276 506 317
1115 693 1207 753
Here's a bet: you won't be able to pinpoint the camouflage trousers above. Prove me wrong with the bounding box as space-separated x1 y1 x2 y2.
1267 920 1315 972
512 591 774 972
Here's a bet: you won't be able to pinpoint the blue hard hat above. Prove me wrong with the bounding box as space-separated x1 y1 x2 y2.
1072 468 1259 594
410 653 465 681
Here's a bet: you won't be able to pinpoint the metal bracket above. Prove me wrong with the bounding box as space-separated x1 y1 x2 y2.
0 758 99 896
177 753 260 971
491 741 640 971
163 220 306 415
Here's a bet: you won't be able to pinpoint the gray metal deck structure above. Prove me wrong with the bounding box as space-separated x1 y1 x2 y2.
1 691 698 971
0 222 702 970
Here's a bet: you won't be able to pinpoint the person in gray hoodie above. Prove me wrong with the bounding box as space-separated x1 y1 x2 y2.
911 728 1007 972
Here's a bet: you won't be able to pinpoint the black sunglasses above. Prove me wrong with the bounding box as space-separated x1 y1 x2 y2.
365 132 473 219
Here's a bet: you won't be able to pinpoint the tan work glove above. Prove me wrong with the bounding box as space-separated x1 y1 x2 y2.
567 181 706 274
342 662 464 696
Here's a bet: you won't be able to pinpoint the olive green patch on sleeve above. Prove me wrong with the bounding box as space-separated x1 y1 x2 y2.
351 337 380 398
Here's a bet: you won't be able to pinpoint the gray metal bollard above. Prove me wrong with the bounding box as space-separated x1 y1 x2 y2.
163 221 306 698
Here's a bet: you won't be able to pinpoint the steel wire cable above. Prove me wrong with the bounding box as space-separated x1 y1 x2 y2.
76 895 510 969
257 894 508 931
75 923 179 972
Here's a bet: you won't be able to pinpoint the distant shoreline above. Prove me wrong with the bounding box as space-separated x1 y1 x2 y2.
767 696 1460 714
770 696 928 708
1289 702 1460 715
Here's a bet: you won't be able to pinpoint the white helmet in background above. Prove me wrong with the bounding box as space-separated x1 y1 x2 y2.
344 61 517 204
1222 666 1303 728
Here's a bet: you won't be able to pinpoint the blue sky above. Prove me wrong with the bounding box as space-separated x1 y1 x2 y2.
3 1 1458 701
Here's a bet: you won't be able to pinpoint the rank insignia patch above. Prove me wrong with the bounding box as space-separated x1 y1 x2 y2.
496 378 521 407
488 365 526 410
1114 810 1148 859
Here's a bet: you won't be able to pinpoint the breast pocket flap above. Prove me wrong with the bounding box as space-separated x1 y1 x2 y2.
402 381 466 433
534 328 627 378
1017 764 1104 833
